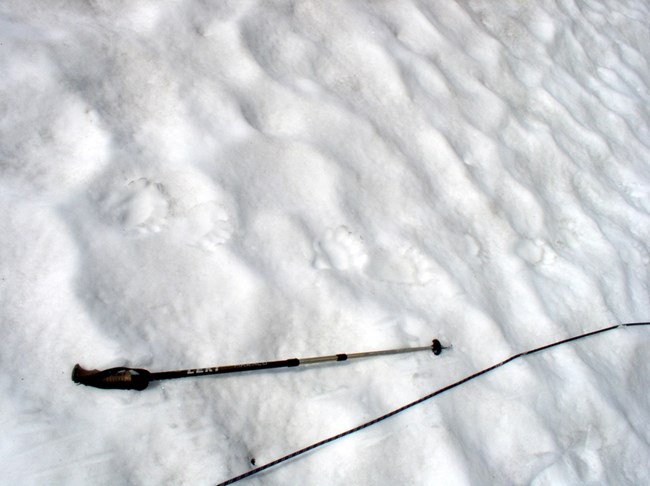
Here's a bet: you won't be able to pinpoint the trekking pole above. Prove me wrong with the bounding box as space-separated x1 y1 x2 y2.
72 338 450 391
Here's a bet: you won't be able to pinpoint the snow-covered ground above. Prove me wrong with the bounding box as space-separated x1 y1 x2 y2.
1 0 649 484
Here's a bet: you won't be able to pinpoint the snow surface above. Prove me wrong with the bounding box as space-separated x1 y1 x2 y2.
1 0 649 484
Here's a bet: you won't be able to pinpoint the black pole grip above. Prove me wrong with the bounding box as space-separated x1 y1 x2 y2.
72 364 151 390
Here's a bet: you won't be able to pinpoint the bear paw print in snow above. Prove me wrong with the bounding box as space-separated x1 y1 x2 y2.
400 246 436 285
366 246 436 285
99 173 234 250
314 226 368 271
107 177 170 235
181 201 233 251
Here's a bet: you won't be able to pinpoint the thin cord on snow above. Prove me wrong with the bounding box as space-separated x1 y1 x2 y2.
216 322 650 486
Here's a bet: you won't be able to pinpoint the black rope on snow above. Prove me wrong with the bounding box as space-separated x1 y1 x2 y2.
216 322 650 486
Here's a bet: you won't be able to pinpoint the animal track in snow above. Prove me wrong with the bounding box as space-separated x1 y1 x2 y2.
174 201 233 252
366 246 436 285
100 173 233 250
515 238 557 266
106 177 170 235
313 226 368 270
313 227 435 285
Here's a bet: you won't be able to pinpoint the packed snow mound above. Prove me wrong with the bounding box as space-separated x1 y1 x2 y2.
1 0 649 485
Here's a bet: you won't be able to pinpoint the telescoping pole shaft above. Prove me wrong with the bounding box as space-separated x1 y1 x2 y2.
298 343 438 365
72 339 448 391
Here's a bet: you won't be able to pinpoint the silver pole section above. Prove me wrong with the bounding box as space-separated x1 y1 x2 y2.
298 343 439 365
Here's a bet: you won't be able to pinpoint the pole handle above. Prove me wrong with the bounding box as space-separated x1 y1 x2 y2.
72 364 151 390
